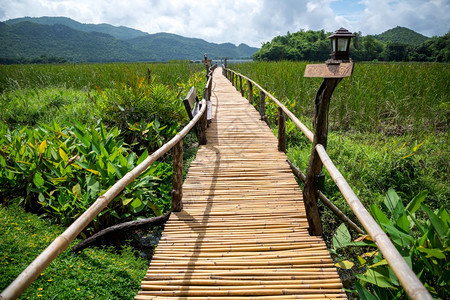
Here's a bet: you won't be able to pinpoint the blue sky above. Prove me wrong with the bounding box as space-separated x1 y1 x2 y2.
0 0 448 47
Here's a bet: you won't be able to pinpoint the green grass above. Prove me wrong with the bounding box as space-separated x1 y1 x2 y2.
0 61 204 93
231 61 449 135
0 204 148 299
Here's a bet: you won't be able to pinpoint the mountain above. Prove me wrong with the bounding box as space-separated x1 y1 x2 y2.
374 26 430 45
0 21 140 62
0 17 259 63
128 33 258 61
5 16 148 40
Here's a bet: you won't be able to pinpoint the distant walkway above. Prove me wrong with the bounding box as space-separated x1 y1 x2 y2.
135 68 346 299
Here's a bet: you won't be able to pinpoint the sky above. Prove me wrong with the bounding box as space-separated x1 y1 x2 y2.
0 0 448 47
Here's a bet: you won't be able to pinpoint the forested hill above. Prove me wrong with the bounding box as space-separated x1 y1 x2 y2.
0 17 259 63
253 28 449 62
374 26 430 45
5 16 149 40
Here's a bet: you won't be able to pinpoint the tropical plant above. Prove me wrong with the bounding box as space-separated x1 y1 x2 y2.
332 189 449 299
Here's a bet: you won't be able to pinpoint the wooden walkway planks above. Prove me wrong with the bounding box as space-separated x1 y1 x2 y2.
135 68 346 299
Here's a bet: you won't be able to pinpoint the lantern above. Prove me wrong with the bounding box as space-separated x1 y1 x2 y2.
328 27 355 63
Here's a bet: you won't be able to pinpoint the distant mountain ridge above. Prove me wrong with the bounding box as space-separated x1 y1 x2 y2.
5 16 149 40
0 16 259 62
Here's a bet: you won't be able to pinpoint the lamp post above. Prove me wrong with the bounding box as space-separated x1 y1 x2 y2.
302 28 355 236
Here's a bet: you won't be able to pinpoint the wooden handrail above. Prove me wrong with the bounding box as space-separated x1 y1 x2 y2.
222 66 431 300
316 144 431 300
1 100 207 300
224 68 314 142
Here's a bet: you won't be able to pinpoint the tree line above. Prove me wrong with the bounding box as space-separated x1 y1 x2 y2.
253 29 450 62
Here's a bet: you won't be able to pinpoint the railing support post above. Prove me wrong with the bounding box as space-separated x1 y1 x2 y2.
198 102 207 145
259 91 268 125
231 72 235 87
239 76 244 96
303 78 341 236
248 81 253 104
277 106 286 152
171 140 183 212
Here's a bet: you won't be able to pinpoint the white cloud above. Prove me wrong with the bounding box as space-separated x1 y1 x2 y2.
0 0 448 47
357 0 450 37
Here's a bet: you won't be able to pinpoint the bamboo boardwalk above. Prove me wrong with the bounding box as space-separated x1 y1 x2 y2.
135 68 346 299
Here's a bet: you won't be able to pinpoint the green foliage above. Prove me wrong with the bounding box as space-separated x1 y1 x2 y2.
332 189 449 299
0 120 170 234
0 205 148 299
252 28 449 62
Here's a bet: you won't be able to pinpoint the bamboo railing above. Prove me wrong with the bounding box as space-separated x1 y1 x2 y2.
0 70 213 299
222 66 431 300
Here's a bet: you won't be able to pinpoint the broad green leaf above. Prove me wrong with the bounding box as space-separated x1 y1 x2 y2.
33 172 45 187
130 198 142 209
119 154 128 168
136 149 149 165
417 246 445 259
108 162 123 178
73 129 90 148
356 269 394 288
383 224 414 246
396 214 410 232
332 223 351 249
370 204 390 226
421 204 448 238
0 155 6 167
437 207 449 225
127 152 137 167
384 188 399 214
355 282 377 300
335 260 354 269
406 190 428 214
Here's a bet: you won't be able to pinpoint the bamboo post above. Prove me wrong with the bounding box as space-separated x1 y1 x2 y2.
303 78 341 236
259 91 265 119
248 81 253 104
198 101 207 145
239 76 244 96
259 91 268 125
171 140 183 212
277 106 286 152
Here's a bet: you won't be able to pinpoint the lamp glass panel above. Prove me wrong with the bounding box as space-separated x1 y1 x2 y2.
337 38 348 52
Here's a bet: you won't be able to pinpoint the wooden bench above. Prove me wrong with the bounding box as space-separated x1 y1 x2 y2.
183 86 200 120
